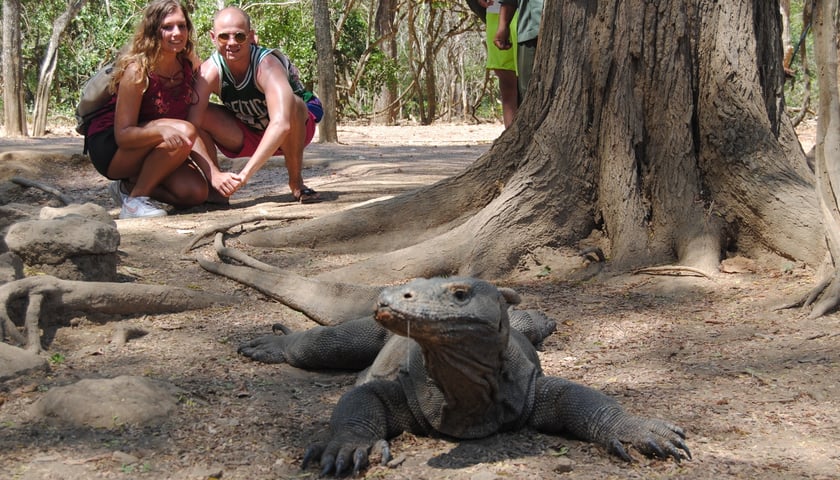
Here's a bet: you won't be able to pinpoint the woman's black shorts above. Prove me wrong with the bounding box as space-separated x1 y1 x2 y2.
86 128 118 178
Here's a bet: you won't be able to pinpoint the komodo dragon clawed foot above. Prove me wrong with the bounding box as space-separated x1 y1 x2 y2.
294 277 689 477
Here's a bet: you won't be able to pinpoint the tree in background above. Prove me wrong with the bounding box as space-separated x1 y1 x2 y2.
6 0 496 134
31 0 87 136
313 0 337 142
2 0 27 136
793 0 840 317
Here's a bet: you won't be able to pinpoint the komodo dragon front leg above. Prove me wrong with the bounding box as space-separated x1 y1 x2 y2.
528 377 691 461
238 317 392 369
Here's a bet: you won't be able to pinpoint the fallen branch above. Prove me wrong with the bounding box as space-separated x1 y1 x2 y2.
10 176 73 205
182 214 312 253
631 265 711 278
0 275 236 353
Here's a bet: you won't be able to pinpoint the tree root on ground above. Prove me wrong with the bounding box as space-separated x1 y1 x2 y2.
197 233 383 326
775 272 839 319
181 213 312 253
0 275 236 353
10 176 73 205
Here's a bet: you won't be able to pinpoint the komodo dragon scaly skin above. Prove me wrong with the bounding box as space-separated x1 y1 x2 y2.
287 277 690 476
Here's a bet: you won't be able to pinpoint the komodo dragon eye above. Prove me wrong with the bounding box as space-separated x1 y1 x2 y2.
451 287 470 301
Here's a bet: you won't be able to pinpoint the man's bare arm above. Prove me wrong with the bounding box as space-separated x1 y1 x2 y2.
236 55 300 185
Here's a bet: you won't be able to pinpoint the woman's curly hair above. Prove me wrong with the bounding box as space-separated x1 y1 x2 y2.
109 0 195 93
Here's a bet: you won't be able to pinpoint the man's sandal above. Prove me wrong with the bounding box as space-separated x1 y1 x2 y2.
294 187 321 204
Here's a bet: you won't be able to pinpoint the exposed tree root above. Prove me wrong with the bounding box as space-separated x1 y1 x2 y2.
238 151 517 254
0 275 236 353
181 213 312 253
776 271 840 319
197 233 383 325
10 176 72 205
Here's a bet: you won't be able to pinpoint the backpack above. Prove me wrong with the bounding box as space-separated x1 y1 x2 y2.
270 48 323 123
74 62 118 135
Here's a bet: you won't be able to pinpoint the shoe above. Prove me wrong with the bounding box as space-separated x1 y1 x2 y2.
108 180 128 206
120 196 167 219
294 187 320 204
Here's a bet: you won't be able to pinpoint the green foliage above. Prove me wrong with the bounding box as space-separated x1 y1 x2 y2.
48 352 65 365
20 0 499 127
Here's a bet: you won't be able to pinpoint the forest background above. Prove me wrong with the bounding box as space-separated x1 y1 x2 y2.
0 0 820 133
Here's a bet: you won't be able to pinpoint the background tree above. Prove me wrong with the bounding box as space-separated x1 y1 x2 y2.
312 0 337 142
372 0 399 124
793 0 840 318
2 0 27 136
239 0 825 286
31 0 87 137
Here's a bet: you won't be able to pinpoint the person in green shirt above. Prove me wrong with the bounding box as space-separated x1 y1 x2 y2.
494 0 544 103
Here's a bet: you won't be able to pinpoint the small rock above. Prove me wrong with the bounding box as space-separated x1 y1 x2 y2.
30 375 181 428
112 451 140 465
386 454 406 468
0 342 48 381
720 256 757 274
553 456 574 473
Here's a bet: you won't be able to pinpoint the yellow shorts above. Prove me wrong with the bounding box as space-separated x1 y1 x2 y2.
485 12 517 72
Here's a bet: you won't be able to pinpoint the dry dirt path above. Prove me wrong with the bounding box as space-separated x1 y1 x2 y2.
0 123 838 480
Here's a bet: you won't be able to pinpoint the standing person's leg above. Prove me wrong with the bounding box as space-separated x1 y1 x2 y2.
517 40 538 103
495 69 518 128
486 10 518 128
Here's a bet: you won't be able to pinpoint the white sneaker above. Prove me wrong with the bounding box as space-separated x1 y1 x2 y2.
108 180 128 206
120 196 167 219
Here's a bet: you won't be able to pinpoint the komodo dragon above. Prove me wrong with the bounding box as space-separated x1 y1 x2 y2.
238 276 690 476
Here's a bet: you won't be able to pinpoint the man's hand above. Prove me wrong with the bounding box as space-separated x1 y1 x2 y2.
211 171 244 197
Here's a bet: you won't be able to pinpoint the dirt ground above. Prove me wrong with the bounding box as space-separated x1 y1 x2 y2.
0 122 838 480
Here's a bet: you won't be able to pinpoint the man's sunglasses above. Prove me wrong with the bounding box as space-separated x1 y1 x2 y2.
217 31 247 44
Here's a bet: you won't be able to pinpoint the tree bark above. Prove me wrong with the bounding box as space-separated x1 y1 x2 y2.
798 0 840 318
237 0 824 286
32 0 87 137
2 0 27 137
373 0 399 125
312 0 338 142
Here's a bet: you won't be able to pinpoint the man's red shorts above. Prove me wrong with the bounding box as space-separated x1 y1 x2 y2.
217 110 316 159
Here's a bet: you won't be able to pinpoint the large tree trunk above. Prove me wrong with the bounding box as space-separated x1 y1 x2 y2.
32 0 87 137
237 0 823 286
795 0 840 318
312 0 338 143
372 0 399 125
2 0 27 137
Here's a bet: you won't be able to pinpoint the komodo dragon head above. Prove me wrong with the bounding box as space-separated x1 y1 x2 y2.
374 277 522 425
374 276 520 347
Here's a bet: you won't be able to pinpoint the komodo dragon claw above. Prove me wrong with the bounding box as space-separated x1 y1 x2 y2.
271 323 291 335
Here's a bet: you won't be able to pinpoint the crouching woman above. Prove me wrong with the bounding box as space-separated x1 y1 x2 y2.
85 0 233 218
